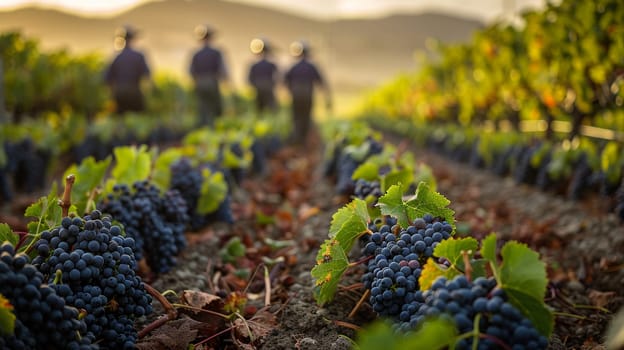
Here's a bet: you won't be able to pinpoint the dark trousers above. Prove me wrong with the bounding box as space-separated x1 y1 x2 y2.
113 87 145 114
255 88 276 115
195 80 223 127
291 96 313 145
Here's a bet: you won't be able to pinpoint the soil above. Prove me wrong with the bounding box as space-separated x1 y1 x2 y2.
4 131 623 349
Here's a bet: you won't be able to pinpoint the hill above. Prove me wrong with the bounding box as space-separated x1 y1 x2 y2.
0 0 483 113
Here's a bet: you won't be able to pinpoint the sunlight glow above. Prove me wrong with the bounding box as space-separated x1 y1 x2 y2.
0 0 547 22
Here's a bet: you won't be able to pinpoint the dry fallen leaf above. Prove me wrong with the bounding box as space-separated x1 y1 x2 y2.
137 317 201 350
588 289 617 309
232 309 278 349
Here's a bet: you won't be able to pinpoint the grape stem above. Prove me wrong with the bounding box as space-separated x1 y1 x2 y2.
348 255 374 268
59 174 75 217
332 319 362 331
138 283 178 339
348 288 370 319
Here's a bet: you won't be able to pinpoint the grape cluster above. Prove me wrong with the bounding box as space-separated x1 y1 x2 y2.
99 181 188 273
360 214 452 319
0 242 95 349
31 210 153 349
335 137 384 195
399 275 548 350
354 179 382 203
170 158 234 230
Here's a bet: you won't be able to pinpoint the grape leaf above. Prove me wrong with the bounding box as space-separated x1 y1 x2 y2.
405 182 455 232
500 242 547 304
197 169 228 214
25 183 61 238
356 317 457 350
345 141 373 162
378 183 455 231
311 239 349 305
419 258 450 291
434 237 479 267
352 162 379 181
376 184 409 227
480 233 497 263
0 224 18 247
419 238 486 290
328 198 370 253
220 237 246 264
152 148 183 190
484 235 553 337
111 145 151 186
64 156 111 216
504 288 554 337
381 168 413 193
499 241 552 336
0 294 15 336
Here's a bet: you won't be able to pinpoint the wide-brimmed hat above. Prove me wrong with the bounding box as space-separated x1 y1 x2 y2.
250 37 272 54
195 24 216 40
289 40 310 57
115 25 139 40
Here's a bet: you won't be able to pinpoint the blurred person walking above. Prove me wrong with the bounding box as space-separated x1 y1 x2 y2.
104 25 151 115
248 38 278 116
190 24 229 127
284 41 331 146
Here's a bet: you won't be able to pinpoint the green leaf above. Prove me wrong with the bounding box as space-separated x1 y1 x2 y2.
352 162 379 181
111 145 151 186
329 198 370 253
255 211 275 225
220 237 246 264
405 182 455 232
499 241 552 336
480 233 497 263
381 168 413 193
311 239 349 305
377 184 410 228
25 183 62 239
377 182 455 231
151 148 183 190
197 169 228 214
434 237 478 267
0 224 18 247
419 238 486 290
0 294 16 336
504 288 554 337
64 156 111 216
500 242 547 303
355 317 457 350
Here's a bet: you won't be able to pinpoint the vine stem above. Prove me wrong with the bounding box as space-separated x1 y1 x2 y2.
138 283 178 339
348 255 373 268
553 311 587 320
194 324 235 346
60 174 75 217
348 289 370 319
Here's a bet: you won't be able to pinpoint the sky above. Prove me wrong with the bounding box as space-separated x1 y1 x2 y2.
0 0 547 22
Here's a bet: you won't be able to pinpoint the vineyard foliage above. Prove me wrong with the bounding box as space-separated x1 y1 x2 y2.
359 0 624 134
